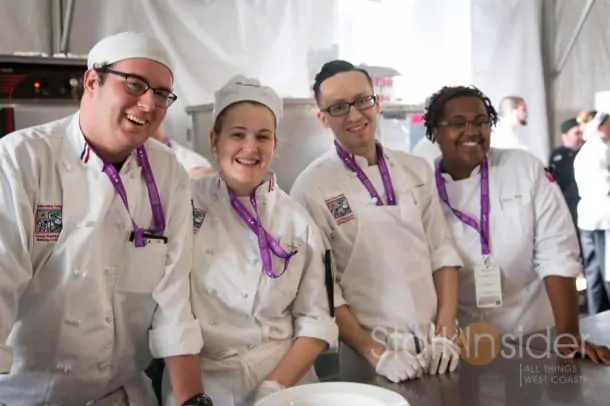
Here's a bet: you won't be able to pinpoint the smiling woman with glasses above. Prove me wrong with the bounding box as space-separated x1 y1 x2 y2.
95 65 178 108
422 85 610 364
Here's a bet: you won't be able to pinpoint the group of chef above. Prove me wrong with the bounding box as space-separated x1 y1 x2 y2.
1 31 610 406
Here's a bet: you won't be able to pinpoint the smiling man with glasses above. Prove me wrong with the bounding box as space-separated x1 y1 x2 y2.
0 32 210 405
290 60 463 383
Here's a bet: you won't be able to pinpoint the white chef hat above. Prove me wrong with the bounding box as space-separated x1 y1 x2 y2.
213 75 283 125
87 32 173 74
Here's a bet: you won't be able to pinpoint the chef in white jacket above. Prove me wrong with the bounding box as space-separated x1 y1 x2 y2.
574 112 610 315
162 76 338 406
422 84 610 363
290 60 463 382
0 32 208 405
152 127 214 177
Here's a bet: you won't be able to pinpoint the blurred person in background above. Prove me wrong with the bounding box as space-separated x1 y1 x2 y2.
548 118 584 243
152 126 215 177
574 112 610 315
491 95 530 152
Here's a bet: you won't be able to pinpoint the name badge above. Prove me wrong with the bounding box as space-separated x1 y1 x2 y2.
474 260 503 308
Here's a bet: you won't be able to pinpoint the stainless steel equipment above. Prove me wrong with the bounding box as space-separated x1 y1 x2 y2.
185 98 424 193
0 54 86 137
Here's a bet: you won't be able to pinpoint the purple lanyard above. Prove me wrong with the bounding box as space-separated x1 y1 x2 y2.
164 138 172 148
93 145 165 247
228 187 297 278
334 141 396 206
434 158 491 256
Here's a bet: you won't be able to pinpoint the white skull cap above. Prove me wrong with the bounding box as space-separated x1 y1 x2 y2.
213 75 283 124
87 32 173 75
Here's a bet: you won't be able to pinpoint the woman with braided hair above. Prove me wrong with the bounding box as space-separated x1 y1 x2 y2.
423 85 610 363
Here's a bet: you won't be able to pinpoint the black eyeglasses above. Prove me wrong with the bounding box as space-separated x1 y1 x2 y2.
98 67 178 108
438 119 491 131
322 95 377 117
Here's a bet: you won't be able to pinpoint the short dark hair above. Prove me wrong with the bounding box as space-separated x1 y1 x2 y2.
422 85 499 142
312 60 374 105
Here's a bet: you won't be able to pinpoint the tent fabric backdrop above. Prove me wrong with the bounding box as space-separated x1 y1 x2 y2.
1 0 605 159
471 0 549 162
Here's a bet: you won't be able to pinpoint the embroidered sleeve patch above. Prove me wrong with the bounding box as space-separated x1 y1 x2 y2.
192 206 207 235
325 194 355 225
34 204 63 242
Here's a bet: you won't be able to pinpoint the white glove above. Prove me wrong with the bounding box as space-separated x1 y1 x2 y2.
253 380 285 404
424 335 460 375
375 349 426 383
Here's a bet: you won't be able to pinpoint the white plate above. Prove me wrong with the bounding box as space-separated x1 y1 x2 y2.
255 382 410 406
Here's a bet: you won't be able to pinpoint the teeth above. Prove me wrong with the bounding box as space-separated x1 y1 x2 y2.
125 114 146 125
348 123 366 132
462 141 479 146
236 158 258 165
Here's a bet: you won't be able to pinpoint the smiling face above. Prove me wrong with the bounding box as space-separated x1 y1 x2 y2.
81 57 173 159
433 95 492 177
210 102 277 196
316 70 379 155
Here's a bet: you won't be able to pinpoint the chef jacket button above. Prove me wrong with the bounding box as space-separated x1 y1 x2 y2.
98 362 110 370
205 288 216 295
105 315 113 324
205 249 214 255
242 292 249 299
247 343 255 350
209 319 217 325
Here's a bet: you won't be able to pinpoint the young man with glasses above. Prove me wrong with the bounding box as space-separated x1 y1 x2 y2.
0 32 212 405
290 60 463 383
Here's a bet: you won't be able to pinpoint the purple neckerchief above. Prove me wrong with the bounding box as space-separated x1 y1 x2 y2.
434 158 490 255
334 141 396 206
228 186 296 278
92 144 165 247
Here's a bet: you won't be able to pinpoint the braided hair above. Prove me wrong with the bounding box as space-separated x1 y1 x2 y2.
422 85 498 142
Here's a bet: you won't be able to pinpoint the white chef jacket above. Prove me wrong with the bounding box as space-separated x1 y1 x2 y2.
0 114 203 405
162 172 337 406
438 148 581 335
573 137 610 231
170 140 212 173
290 148 463 336
411 137 441 169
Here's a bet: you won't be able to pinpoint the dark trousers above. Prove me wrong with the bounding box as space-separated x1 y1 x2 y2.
580 229 610 315
145 359 164 405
